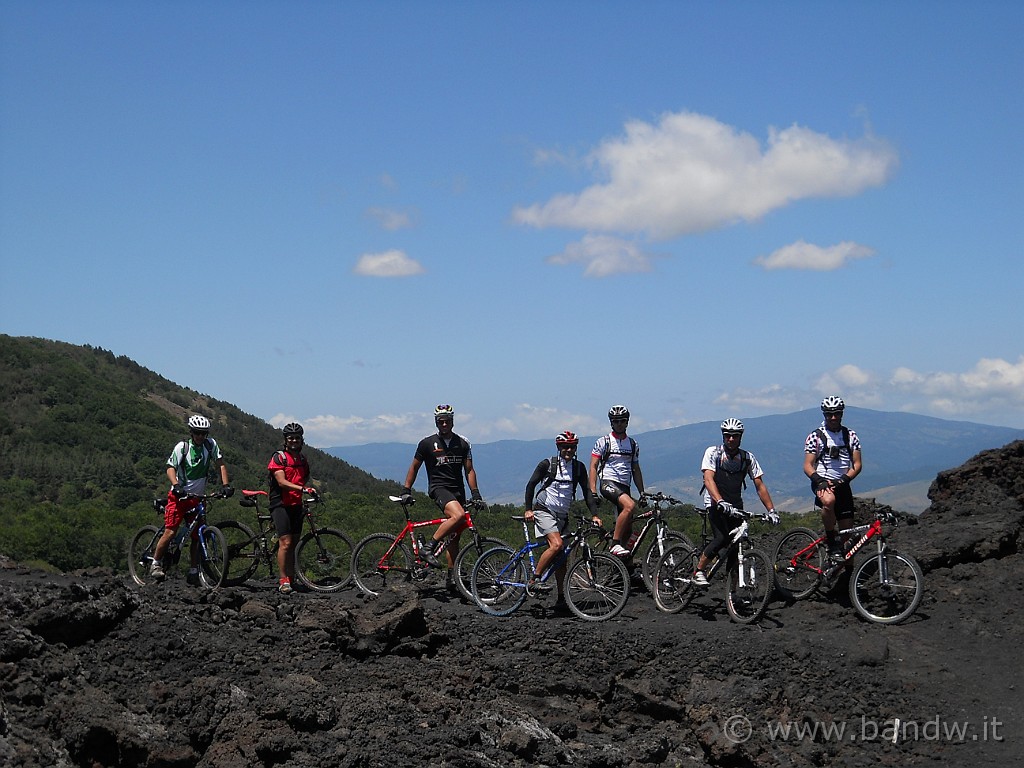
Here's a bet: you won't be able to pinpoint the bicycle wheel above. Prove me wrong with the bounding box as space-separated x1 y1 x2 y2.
218 520 260 587
849 550 924 624
127 525 162 586
198 526 229 589
452 536 508 601
295 527 354 593
565 552 630 621
726 549 773 624
772 527 823 600
352 533 412 596
471 546 528 616
640 529 694 593
652 543 698 613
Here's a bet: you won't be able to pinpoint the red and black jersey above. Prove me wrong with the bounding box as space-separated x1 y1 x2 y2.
268 449 310 507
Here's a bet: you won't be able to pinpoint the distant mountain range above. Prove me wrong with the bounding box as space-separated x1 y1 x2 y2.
327 408 1024 513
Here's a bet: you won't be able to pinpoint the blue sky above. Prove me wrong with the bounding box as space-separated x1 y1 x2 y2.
2 1 1022 447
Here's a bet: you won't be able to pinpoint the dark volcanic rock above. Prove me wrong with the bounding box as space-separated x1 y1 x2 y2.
1 443 1022 767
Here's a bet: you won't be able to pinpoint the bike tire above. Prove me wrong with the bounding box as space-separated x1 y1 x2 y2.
726 549 773 624
565 551 630 621
127 525 162 586
772 527 823 600
640 529 694 593
849 550 924 625
352 533 412 596
452 536 509 602
295 527 354 593
218 520 260 587
198 525 229 589
652 543 697 613
471 546 528 616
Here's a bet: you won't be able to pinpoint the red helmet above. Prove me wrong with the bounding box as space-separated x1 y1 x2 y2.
555 430 579 446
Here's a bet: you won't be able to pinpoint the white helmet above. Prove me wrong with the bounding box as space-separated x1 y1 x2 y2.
434 404 455 422
188 414 211 432
608 405 630 422
821 395 845 413
720 418 744 433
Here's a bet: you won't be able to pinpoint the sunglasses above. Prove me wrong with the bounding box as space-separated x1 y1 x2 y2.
190 430 209 437
436 419 453 426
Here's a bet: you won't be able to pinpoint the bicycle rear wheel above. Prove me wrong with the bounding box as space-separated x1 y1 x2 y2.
640 529 693 593
295 527 354 593
127 525 162 586
198 526 229 589
565 552 630 621
652 543 697 613
352 533 412 596
218 520 261 587
726 549 773 624
471 547 528 616
849 550 923 624
772 527 823 600
452 536 508 601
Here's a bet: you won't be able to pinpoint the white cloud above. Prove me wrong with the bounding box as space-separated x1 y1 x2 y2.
513 110 898 240
754 240 876 271
546 234 656 278
890 357 1024 414
366 206 415 231
353 249 425 277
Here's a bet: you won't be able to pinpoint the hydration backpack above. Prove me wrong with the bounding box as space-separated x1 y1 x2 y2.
700 447 751 496
537 456 579 500
814 427 852 463
597 435 638 476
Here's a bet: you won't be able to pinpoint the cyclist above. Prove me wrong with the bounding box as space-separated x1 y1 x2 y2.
401 405 486 580
268 422 316 594
589 405 646 557
523 430 602 608
692 418 779 586
150 415 233 583
804 395 863 560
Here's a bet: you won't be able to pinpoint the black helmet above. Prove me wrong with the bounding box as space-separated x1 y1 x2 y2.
283 422 304 437
608 405 630 422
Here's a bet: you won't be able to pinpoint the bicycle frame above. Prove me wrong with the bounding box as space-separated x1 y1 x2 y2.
785 517 883 578
501 516 593 586
380 497 483 567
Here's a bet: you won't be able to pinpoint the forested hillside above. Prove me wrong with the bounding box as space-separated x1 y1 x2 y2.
0 335 412 571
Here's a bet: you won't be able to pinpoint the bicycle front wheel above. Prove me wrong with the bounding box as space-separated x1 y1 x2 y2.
127 525 162 586
295 527 354 593
652 543 697 614
640 530 694 593
565 552 630 621
849 550 924 624
352 533 412 596
198 526 229 589
772 527 823 600
218 520 260 587
726 549 773 624
452 536 508 601
471 546 528 616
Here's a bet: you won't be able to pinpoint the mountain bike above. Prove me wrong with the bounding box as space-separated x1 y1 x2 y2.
585 491 693 592
652 507 774 624
127 491 229 589
351 495 506 599
772 509 923 624
470 514 630 621
218 489 354 592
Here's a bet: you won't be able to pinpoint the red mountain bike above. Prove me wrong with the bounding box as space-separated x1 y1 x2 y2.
351 495 505 600
772 509 924 624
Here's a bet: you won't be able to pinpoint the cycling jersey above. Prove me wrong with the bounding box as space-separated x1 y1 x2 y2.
804 422 862 480
591 433 639 487
166 438 223 496
414 432 473 495
700 445 764 509
524 456 597 516
268 450 310 508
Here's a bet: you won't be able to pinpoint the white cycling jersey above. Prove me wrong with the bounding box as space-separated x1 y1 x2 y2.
804 422 862 480
591 433 639 487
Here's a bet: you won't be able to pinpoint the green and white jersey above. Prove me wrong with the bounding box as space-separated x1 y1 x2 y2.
166 438 222 495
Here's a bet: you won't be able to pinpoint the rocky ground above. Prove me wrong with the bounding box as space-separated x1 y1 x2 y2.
1 441 1022 768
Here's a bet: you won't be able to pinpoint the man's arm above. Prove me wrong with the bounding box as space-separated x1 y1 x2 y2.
702 468 724 505
403 457 423 491
753 476 775 512
631 462 645 496
588 453 601 495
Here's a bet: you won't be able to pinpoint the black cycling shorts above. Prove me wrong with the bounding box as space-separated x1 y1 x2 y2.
429 486 466 512
271 504 304 537
812 480 855 519
600 480 631 506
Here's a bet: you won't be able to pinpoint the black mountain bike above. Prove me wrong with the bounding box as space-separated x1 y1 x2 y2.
218 489 354 592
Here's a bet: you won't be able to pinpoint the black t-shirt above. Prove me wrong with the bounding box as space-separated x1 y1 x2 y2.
414 432 471 494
